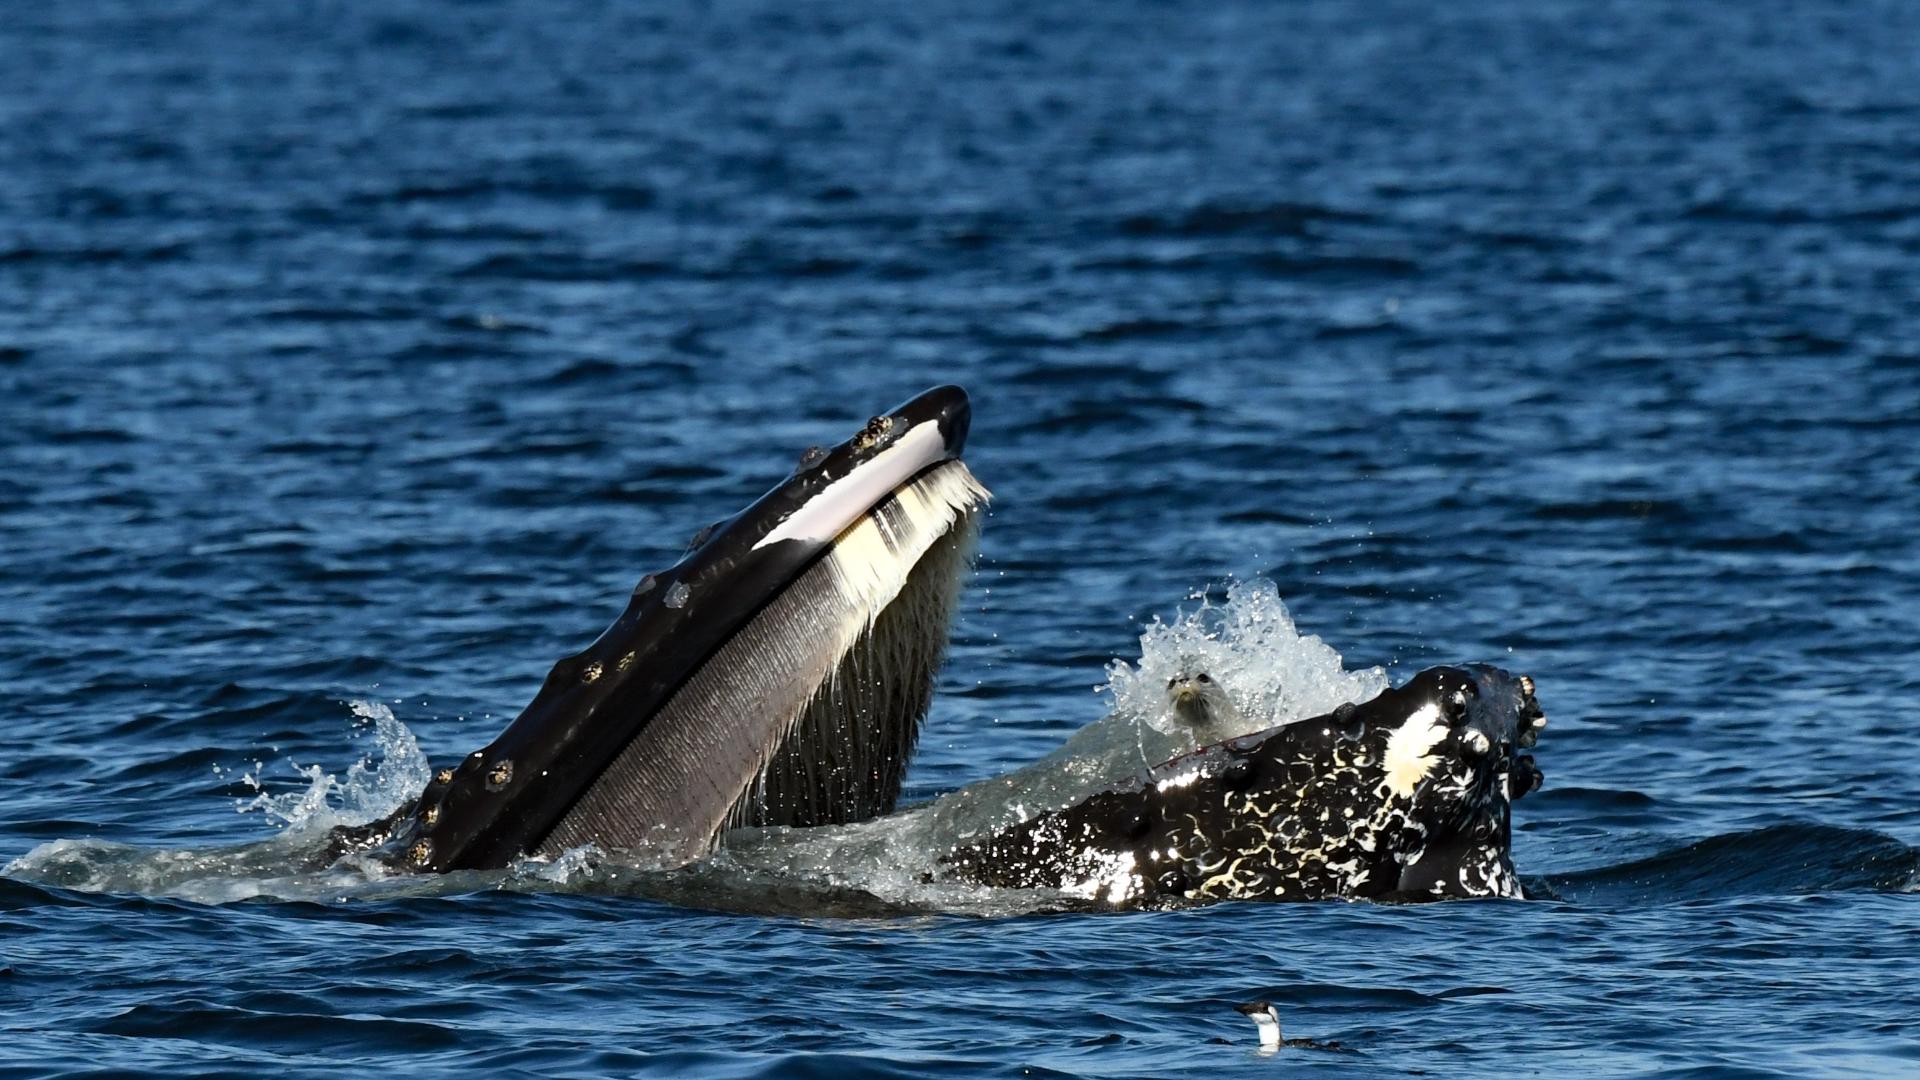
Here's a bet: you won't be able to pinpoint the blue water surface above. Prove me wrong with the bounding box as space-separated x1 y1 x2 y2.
4 1 1919 1076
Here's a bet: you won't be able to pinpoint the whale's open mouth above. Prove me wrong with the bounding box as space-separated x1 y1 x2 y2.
337 386 990 872
536 459 988 863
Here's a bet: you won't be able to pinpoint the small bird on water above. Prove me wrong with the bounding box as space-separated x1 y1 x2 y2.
1233 1001 1346 1052
1165 669 1247 745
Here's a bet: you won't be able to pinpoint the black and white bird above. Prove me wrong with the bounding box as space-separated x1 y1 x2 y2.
1233 1001 1344 1052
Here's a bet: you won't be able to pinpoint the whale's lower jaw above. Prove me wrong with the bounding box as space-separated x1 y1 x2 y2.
931 665 1546 907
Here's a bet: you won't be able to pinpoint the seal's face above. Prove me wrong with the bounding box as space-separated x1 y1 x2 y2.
1166 670 1213 703
1165 671 1230 727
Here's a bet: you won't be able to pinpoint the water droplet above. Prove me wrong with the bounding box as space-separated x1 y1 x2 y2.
664 582 690 609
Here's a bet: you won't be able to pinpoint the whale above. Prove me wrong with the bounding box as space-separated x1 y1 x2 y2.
329 385 989 872
323 385 1547 907
930 665 1546 904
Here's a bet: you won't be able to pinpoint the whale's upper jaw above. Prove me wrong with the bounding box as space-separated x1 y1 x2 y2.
355 385 986 874
933 665 1546 907
743 382 972 552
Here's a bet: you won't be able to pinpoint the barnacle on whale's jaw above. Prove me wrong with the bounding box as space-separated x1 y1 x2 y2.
933 665 1547 907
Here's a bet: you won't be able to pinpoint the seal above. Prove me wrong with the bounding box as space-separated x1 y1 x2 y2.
1165 669 1247 745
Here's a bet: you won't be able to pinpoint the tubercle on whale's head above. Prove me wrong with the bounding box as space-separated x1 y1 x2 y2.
1391 665 1547 823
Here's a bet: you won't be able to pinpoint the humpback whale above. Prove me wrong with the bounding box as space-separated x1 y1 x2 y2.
330 385 989 872
931 666 1546 904
323 385 1547 907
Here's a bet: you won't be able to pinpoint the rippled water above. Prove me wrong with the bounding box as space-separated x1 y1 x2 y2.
4 1 1919 1076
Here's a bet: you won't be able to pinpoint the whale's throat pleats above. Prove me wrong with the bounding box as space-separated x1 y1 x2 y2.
535 460 988 864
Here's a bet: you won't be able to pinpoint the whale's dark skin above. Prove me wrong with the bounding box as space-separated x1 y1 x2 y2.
932 665 1546 905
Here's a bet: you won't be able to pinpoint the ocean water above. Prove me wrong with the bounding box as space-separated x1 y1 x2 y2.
4 1 1920 1076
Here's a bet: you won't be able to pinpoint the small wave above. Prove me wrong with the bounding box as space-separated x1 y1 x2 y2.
1528 498 1695 523
1525 785 1662 822
236 701 429 836
3 702 428 903
87 1000 465 1052
356 175 658 211
0 242 191 265
1544 823 1920 904
453 251 675 282
1113 199 1375 238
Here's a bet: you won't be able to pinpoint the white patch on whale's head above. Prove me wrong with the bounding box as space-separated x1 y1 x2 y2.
1382 702 1448 798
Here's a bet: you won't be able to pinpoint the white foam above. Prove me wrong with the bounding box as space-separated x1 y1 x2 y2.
1106 579 1388 745
238 700 430 835
509 844 605 884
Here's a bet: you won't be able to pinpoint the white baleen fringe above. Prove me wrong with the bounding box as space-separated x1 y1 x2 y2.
725 458 990 830
817 459 991 635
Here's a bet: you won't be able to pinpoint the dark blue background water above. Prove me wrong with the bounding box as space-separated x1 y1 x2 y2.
4 1 1919 1076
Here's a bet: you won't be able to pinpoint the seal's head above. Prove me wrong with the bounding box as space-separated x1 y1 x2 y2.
1165 669 1246 742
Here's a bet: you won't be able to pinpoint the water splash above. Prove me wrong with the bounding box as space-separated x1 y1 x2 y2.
715 579 1392 914
1105 579 1388 740
238 701 430 835
509 844 605 886
4 701 430 902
